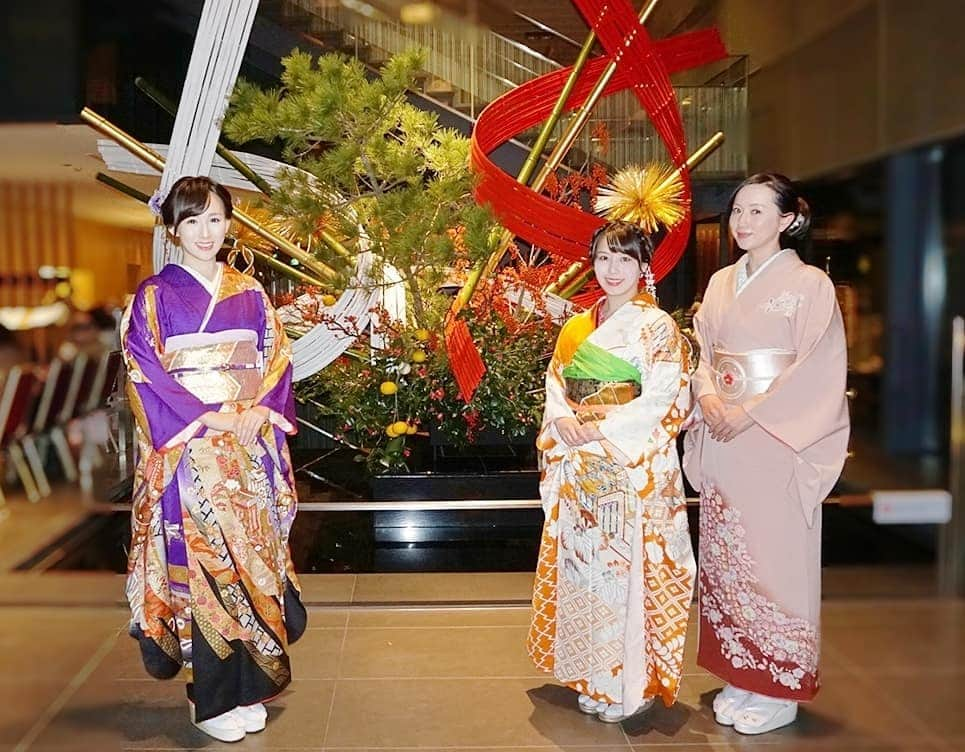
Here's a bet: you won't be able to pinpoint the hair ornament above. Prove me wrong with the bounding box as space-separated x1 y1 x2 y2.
147 188 166 218
643 265 657 298
786 212 805 234
595 162 686 234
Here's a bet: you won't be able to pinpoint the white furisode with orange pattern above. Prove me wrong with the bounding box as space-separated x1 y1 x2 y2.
527 293 695 709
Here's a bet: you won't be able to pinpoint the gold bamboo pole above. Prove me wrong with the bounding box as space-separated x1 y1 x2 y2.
558 131 726 300
80 107 341 281
531 0 661 192
454 0 662 311
517 31 598 189
545 261 587 296
240 247 330 288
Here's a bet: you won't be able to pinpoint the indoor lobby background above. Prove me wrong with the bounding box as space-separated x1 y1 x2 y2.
0 1 963 750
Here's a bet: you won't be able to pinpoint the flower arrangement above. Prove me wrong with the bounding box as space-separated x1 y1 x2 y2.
290 261 560 470
222 51 702 473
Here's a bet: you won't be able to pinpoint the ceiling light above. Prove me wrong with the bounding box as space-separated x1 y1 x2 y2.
400 2 437 25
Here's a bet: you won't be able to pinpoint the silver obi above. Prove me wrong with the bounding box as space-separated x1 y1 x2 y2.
712 348 796 404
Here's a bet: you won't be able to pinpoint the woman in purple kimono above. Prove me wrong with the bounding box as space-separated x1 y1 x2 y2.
683 174 849 735
121 176 305 742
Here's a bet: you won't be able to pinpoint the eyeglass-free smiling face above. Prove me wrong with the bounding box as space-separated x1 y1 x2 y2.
729 183 795 254
592 238 643 298
174 192 229 269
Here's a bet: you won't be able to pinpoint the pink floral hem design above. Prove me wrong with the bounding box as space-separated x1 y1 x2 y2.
698 485 818 692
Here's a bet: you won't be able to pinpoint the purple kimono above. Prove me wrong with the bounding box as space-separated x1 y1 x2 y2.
120 263 305 721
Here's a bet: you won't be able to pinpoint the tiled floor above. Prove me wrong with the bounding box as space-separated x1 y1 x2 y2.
0 489 962 751
2 599 963 751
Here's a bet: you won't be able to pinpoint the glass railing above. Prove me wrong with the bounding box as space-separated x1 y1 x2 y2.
273 0 746 175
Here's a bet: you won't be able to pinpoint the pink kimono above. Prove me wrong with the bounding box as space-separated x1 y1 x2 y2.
683 249 850 701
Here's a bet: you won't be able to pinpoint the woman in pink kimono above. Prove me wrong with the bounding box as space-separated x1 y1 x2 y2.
121 176 305 743
683 173 849 734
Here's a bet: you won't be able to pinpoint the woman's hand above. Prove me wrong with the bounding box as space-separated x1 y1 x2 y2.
709 404 755 443
554 417 587 446
698 394 727 433
236 406 270 446
200 411 238 434
579 421 605 443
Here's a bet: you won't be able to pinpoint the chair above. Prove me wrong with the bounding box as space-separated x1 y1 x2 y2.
77 350 124 493
0 366 41 504
22 358 74 497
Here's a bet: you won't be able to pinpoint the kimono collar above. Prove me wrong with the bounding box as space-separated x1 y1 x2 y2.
594 290 658 327
176 262 223 296
632 290 658 307
736 249 793 295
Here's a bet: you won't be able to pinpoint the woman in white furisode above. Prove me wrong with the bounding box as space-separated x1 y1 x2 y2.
528 220 696 723
683 173 850 734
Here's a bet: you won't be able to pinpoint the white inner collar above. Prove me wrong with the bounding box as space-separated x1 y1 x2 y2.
177 262 223 296
736 249 792 295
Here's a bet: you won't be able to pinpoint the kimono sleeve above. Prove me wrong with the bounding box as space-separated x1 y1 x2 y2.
254 288 297 434
597 312 689 467
690 276 719 402
536 345 577 453
743 270 851 523
120 281 210 451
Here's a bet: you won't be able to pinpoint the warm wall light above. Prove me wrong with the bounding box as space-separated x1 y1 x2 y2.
400 2 437 25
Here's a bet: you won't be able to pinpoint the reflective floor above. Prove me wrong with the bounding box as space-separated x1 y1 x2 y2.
0 488 961 751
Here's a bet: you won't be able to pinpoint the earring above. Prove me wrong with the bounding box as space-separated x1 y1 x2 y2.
643 265 657 298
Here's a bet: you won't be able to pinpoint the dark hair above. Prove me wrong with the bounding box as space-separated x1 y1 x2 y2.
589 220 654 266
161 176 233 230
728 172 811 241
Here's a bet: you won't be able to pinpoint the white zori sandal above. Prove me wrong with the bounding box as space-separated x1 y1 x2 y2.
189 703 246 743
234 703 268 732
597 697 656 723
577 693 608 714
712 684 752 725
732 693 798 735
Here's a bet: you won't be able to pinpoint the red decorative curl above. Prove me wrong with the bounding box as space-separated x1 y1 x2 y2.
471 4 727 282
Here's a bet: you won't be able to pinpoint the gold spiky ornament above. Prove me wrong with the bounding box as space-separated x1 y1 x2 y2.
594 163 686 233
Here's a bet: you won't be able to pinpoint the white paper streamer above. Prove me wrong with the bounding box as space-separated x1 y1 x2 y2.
152 0 259 271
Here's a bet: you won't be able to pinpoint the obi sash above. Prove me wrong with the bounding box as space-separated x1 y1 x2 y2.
565 378 641 423
162 329 261 404
712 347 796 404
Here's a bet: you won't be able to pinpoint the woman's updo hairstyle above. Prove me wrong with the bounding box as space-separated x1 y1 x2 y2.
729 172 811 241
161 175 234 231
589 220 654 266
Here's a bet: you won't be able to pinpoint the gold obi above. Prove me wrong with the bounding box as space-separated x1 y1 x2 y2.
565 378 641 423
162 330 261 404
712 348 795 404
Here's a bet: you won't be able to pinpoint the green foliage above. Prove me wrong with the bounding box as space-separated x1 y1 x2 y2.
297 299 554 472
226 48 556 474
224 49 496 329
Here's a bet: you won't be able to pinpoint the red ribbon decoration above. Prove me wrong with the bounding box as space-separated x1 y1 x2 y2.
444 310 487 402
471 20 727 281
449 4 727 401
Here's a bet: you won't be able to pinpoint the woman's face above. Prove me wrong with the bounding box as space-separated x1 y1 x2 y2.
729 183 794 253
592 237 641 298
173 192 229 265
